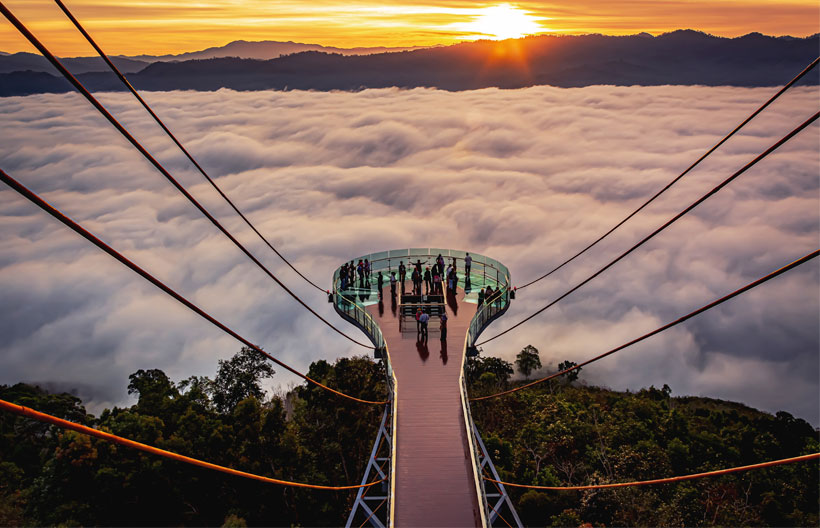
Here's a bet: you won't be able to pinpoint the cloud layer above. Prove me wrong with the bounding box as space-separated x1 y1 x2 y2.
0 85 817 423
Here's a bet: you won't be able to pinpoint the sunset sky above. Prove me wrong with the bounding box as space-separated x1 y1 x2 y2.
0 0 818 56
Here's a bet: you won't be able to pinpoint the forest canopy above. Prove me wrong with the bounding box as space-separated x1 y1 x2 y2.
0 346 817 527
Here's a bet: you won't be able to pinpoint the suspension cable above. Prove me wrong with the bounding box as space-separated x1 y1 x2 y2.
517 57 819 291
476 111 819 346
0 169 386 405
471 249 819 401
0 3 370 349
484 453 819 491
52 0 325 294
0 398 385 489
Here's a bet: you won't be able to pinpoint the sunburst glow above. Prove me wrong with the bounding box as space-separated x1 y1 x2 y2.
455 3 547 40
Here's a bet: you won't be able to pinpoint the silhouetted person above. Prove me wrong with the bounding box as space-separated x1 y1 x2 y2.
377 271 384 299
478 287 485 308
411 268 420 295
390 272 397 298
464 252 472 278
357 260 364 288
423 266 432 295
398 261 406 293
364 258 371 283
419 312 429 341
415 307 423 336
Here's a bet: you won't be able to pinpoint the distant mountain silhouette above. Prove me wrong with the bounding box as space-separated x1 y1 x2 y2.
0 52 149 75
124 40 429 62
1 31 817 96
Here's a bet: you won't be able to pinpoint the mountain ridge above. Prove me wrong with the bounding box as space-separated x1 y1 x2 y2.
1 31 817 96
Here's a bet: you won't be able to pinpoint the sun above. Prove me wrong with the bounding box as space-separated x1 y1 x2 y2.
457 4 547 40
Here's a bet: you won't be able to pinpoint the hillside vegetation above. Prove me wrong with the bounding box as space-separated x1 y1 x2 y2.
0 346 817 526
467 353 819 527
0 348 385 526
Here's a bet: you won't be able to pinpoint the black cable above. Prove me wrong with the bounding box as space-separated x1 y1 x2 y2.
477 111 819 346
0 2 371 349
0 168 385 404
472 249 819 400
517 57 819 290
53 0 325 293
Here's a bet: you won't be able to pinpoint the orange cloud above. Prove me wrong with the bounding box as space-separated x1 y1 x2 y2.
0 0 817 56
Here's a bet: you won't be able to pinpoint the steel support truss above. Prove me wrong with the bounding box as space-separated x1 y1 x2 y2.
474 422 523 528
346 405 392 528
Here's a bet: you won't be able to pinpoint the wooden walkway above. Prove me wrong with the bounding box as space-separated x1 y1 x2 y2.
366 281 481 527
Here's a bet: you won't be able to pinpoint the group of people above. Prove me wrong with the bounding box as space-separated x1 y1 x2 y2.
339 259 371 290
415 307 447 342
478 285 501 307
339 253 479 303
388 253 474 297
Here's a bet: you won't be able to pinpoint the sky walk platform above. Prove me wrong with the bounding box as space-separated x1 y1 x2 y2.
331 249 518 527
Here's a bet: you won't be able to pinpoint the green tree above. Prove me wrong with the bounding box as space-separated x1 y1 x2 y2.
516 345 542 379
557 360 580 383
210 347 275 414
465 356 514 386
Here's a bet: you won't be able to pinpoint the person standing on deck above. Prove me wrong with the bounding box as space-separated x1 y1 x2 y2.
398 261 407 294
377 271 384 299
390 272 397 297
419 311 430 341
357 260 364 288
415 307 423 336
364 259 371 283
478 287 485 307
340 263 348 290
423 266 432 295
464 253 472 277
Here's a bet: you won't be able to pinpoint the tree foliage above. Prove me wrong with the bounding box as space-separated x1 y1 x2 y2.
0 349 387 527
516 345 542 379
470 378 820 527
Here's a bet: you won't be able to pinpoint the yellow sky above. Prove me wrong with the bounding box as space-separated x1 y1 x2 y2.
1 0 818 56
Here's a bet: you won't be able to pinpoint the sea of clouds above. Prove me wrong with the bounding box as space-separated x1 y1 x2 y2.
0 85 817 423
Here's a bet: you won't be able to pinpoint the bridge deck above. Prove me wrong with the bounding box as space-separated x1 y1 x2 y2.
366 281 480 527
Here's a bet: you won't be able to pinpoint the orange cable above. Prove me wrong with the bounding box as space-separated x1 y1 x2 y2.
471 249 819 401
0 398 385 491
484 453 819 491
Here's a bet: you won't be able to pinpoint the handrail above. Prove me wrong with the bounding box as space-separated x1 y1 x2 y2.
457 254 513 527
330 257 396 527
